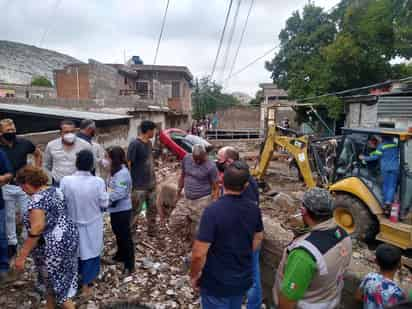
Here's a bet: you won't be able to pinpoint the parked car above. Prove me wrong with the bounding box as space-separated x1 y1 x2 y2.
159 128 213 160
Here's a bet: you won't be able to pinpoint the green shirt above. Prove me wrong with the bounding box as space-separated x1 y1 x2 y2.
281 248 317 301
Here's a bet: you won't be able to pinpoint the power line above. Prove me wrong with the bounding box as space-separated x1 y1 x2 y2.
210 0 234 80
153 0 171 65
298 76 412 102
226 0 255 85
225 45 279 82
39 0 63 47
219 0 242 83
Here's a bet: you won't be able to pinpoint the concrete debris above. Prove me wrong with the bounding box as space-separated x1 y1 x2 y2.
1 151 412 309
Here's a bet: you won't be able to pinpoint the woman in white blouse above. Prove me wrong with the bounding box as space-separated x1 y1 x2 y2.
60 150 109 297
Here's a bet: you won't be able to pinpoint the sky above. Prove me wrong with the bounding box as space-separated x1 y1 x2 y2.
0 0 340 96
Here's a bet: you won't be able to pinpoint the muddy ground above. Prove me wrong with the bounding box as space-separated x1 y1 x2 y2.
1 147 411 308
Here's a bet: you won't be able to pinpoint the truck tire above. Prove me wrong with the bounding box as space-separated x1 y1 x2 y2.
334 194 378 242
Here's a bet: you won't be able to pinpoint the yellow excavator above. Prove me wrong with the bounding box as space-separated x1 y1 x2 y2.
252 125 412 251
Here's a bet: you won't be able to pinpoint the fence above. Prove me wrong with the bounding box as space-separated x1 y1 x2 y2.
206 129 261 140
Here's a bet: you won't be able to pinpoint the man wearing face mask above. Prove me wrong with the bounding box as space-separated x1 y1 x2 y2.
0 118 42 259
44 119 91 187
169 144 219 242
77 119 106 177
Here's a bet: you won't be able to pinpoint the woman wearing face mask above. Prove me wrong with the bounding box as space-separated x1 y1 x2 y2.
15 166 79 309
106 146 135 275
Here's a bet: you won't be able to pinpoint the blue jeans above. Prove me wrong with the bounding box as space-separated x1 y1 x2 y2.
382 170 399 205
201 289 243 309
0 207 9 273
3 184 29 246
247 249 262 309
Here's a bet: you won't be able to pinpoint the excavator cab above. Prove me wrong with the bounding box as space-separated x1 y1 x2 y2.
330 128 412 249
253 124 412 250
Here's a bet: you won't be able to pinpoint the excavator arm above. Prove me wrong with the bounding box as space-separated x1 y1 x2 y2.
251 125 317 188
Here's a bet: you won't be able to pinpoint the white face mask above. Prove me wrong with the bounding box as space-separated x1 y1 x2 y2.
101 158 111 169
62 133 76 144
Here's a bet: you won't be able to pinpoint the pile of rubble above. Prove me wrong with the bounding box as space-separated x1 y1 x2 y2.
2 154 412 309
1 160 200 309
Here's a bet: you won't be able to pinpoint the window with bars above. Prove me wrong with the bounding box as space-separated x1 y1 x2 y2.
136 81 149 96
172 81 180 98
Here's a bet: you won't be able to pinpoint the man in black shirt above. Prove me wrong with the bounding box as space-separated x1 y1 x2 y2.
191 161 263 309
0 119 42 258
127 120 158 238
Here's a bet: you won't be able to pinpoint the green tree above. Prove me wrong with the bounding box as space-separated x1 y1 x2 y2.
192 76 239 119
31 76 53 87
266 0 412 125
249 90 263 106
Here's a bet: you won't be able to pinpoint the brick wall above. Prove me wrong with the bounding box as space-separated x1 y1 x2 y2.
215 106 260 129
55 65 90 99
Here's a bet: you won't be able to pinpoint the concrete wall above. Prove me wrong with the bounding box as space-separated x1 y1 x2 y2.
345 102 412 129
346 103 378 128
21 124 131 151
166 114 190 130
88 59 120 100
0 96 156 111
0 82 56 99
215 106 260 129
127 112 167 143
136 70 192 113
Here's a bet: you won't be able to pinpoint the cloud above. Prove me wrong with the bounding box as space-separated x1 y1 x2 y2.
0 0 339 96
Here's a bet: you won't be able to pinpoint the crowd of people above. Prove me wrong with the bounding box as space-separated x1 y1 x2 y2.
190 114 219 138
0 117 410 309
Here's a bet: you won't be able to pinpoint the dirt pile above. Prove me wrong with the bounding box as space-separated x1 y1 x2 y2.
0 160 200 309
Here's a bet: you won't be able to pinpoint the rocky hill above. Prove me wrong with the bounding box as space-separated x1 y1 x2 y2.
0 40 83 85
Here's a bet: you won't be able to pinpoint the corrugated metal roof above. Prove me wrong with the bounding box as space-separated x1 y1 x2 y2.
377 96 412 118
0 103 132 121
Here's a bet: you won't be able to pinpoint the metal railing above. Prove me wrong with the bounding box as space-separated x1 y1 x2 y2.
119 89 153 99
206 129 261 140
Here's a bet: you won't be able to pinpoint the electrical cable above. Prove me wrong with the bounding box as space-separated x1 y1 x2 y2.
210 0 234 80
39 0 63 47
153 0 171 65
219 0 242 83
226 0 255 85
224 45 279 82
298 76 412 102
